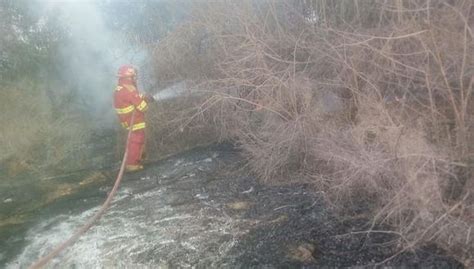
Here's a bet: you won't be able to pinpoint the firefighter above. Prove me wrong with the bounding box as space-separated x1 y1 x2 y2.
114 65 152 172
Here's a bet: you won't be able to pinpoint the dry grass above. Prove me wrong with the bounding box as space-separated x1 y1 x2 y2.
0 80 91 176
148 0 474 265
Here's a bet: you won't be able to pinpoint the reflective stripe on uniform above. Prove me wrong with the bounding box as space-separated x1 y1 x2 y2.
121 122 145 131
136 100 147 112
131 122 146 131
115 105 134 114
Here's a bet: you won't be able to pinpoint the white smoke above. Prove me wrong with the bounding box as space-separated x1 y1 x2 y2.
36 0 149 124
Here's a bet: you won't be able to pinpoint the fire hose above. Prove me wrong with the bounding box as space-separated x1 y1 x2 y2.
28 112 136 269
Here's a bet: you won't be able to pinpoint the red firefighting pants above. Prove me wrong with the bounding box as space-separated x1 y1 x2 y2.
126 129 145 167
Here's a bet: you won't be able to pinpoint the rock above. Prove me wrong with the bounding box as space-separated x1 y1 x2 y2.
150 261 170 269
79 172 106 186
3 198 13 203
241 187 254 194
465 259 471 268
227 201 251 210
267 214 288 224
195 193 209 200
288 243 317 263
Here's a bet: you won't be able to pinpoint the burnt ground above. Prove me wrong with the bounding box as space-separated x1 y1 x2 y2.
5 143 465 268
120 144 463 268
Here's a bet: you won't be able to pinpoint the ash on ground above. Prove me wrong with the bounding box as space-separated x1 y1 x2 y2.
8 145 463 268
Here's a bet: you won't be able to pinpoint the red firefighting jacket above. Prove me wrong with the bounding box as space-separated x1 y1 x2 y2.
114 84 148 131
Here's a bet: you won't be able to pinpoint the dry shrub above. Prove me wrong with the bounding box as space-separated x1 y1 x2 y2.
312 1 474 263
144 90 220 161
152 23 218 87
312 96 473 263
150 0 474 264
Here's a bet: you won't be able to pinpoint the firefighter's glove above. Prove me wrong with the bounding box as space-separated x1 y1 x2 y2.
145 94 155 103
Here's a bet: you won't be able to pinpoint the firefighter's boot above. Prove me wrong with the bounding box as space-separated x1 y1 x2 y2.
125 164 144 173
